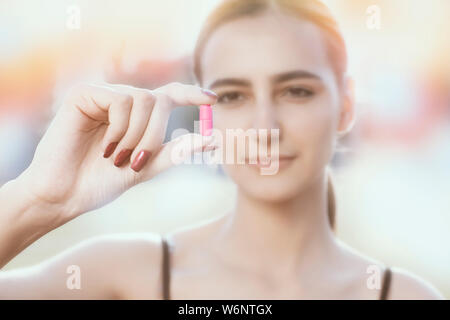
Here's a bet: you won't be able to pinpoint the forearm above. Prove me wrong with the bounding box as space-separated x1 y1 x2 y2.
0 178 64 268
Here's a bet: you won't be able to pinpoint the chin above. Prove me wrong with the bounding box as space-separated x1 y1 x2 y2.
246 182 302 203
233 168 306 203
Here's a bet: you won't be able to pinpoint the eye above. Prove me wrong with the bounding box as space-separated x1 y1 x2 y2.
217 91 246 104
282 86 314 99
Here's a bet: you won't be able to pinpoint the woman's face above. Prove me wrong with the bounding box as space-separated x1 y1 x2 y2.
200 11 353 202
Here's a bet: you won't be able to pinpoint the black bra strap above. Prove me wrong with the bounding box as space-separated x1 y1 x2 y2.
379 267 392 300
161 236 171 300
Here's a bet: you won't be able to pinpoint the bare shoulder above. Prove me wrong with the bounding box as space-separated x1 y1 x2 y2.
81 232 163 258
0 232 164 299
333 239 444 300
388 267 445 300
59 232 165 299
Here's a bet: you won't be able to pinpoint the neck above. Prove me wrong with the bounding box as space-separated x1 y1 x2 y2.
210 172 336 277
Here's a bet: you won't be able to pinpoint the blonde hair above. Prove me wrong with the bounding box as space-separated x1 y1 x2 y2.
192 0 346 231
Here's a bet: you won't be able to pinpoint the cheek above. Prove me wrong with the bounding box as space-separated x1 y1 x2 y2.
284 102 338 166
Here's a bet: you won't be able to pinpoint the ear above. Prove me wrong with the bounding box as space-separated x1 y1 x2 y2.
337 74 356 137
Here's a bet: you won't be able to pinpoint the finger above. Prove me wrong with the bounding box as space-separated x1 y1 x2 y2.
128 94 171 172
128 83 218 172
101 96 133 160
69 84 134 154
153 82 218 107
102 85 156 167
63 84 133 142
135 133 218 180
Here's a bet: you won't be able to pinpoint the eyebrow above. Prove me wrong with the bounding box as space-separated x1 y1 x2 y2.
208 78 251 90
207 70 322 90
272 70 322 83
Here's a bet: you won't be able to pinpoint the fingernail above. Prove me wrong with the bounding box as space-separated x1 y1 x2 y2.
201 88 218 99
103 142 118 158
131 150 152 172
114 149 132 167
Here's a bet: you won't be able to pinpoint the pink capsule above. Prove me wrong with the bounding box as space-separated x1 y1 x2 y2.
199 104 213 136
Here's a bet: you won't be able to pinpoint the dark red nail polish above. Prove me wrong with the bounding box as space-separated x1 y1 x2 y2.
131 150 152 172
103 142 118 158
114 149 132 167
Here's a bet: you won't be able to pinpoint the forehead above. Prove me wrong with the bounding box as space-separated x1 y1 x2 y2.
201 11 335 87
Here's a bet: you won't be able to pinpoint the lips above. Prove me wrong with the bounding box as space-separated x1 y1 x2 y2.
245 155 297 169
255 158 272 168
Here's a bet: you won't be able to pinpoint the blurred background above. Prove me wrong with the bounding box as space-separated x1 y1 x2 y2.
0 0 449 298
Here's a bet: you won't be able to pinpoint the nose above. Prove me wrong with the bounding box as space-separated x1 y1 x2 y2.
251 101 281 147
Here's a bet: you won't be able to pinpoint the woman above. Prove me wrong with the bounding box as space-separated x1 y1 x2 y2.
0 0 444 299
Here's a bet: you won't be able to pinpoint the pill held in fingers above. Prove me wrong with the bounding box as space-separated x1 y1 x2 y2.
199 104 213 136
